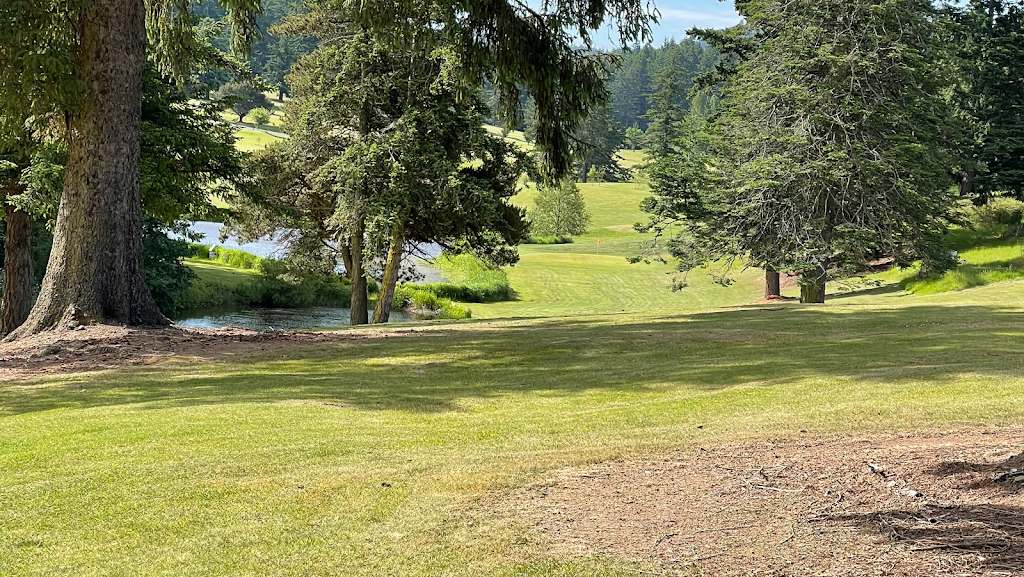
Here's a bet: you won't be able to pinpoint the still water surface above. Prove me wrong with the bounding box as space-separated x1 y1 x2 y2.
175 307 411 331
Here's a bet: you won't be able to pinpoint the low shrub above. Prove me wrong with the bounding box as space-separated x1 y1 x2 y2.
392 285 472 319
239 262 351 308
410 253 514 303
180 262 351 313
959 197 1024 239
143 219 197 316
186 243 267 270
180 278 237 310
522 235 574 245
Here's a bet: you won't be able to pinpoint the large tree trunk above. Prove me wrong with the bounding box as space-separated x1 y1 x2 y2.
372 223 405 324
765 267 781 299
799 262 827 303
349 212 369 326
1 201 34 336
6 0 165 339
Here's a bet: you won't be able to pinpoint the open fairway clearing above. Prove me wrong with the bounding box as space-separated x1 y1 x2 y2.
473 251 763 318
2 281 1024 575
504 428 1024 576
487 180 772 318
184 258 259 288
234 127 285 152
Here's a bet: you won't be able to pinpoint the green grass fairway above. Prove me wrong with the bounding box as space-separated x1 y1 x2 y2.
615 148 646 170
473 252 762 318
4 283 1024 576
184 258 258 288
494 180 766 317
514 181 653 242
235 128 285 152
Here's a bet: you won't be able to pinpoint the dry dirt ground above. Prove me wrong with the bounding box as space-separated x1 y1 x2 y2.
499 430 1024 576
0 325 406 380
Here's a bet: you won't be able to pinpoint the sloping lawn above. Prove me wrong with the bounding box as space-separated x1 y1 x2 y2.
3 283 1024 576
184 258 258 289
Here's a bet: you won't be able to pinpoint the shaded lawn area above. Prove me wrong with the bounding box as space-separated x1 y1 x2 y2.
3 286 1024 576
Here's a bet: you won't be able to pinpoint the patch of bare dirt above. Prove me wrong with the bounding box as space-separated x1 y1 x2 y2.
0 324 407 380
744 295 801 306
498 429 1024 576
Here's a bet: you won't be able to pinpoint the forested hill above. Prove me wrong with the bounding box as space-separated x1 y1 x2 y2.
193 0 717 139
193 0 316 99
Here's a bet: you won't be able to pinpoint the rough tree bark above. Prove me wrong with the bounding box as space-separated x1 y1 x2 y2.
349 212 369 326
799 262 827 304
371 223 405 324
6 0 166 339
765 267 781 299
1 198 33 336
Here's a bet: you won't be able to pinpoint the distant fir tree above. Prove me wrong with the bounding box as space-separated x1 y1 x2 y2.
609 45 655 130
573 105 628 182
642 42 694 157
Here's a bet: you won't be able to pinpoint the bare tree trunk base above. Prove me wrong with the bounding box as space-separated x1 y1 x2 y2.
372 224 405 324
800 263 828 304
765 268 781 299
4 0 166 342
1 205 34 336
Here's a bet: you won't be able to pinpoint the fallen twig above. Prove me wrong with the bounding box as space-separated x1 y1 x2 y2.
692 525 751 536
778 523 796 546
755 484 802 493
652 532 678 549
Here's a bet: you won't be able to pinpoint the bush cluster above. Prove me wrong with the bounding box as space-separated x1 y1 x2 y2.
522 235 574 245
960 197 1024 238
391 285 471 320
180 249 353 312
186 243 267 270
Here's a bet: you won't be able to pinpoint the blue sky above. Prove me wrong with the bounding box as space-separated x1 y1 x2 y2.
651 0 741 41
594 0 741 47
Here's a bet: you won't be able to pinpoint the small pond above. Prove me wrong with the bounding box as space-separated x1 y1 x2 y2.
175 306 412 331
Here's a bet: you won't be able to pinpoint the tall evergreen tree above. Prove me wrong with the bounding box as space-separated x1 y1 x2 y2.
228 12 529 325
609 46 655 130
642 42 694 158
0 0 260 338
950 0 1024 202
638 0 958 303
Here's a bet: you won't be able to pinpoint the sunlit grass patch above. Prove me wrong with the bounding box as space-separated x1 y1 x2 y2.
4 295 1024 575
234 128 285 152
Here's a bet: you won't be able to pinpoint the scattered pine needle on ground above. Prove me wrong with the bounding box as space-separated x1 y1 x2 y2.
0 325 408 379
502 429 1024 576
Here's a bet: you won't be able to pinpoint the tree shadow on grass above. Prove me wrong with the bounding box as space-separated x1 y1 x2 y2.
827 283 907 300
833 502 1024 573
3 303 1024 416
